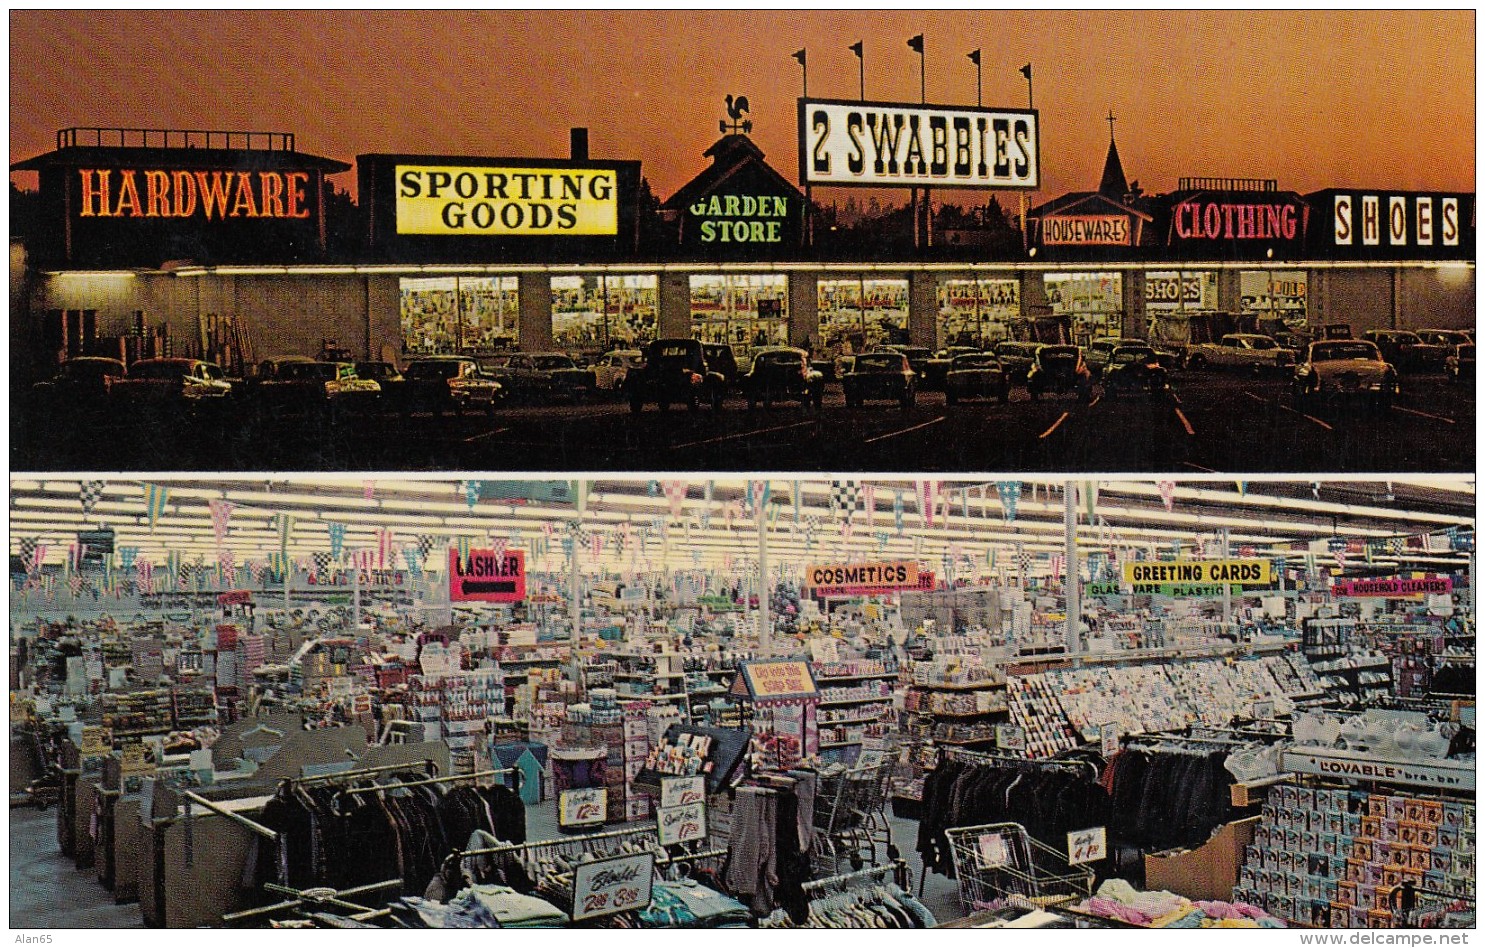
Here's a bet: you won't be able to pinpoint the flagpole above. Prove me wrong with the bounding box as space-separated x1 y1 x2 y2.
1064 482 1080 652
794 49 812 249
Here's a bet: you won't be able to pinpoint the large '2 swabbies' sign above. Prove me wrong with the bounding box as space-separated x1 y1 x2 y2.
448 548 526 602
799 98 1039 189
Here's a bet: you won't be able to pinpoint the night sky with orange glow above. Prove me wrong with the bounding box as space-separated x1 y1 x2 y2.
9 9 1476 204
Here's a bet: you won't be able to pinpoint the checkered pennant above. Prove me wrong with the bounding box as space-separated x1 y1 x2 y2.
16 538 37 571
79 480 106 517
417 534 438 563
663 480 688 518
830 480 860 518
1018 547 1032 575
209 500 235 545
119 547 137 571
402 548 423 579
313 552 333 577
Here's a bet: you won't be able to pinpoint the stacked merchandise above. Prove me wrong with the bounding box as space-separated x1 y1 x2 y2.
170 685 218 729
409 670 504 764
130 637 165 681
1043 666 1192 742
1163 660 1294 724
1004 676 1080 758
235 633 267 691
1261 654 1328 702
1227 660 1296 716
1072 879 1285 929
99 688 173 740
621 705 654 820
1309 651 1395 707
812 659 897 751
1234 785 1475 928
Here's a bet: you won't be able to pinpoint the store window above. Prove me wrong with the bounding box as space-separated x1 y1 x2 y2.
551 274 658 353
690 274 788 349
817 278 909 355
936 278 1021 348
1044 272 1123 346
1144 271 1218 314
1239 270 1309 329
400 276 518 355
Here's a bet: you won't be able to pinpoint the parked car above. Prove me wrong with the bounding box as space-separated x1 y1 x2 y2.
354 361 405 409
1414 330 1474 371
626 338 726 412
881 344 933 378
921 346 981 390
1361 330 1427 372
1273 330 1318 356
31 357 126 407
702 343 740 389
842 350 917 408
592 349 646 392
739 346 823 410
1101 344 1172 398
1445 343 1474 384
993 341 1043 383
256 360 381 416
1320 323 1354 340
402 356 503 415
1292 340 1399 408
1026 345 1093 401
1185 334 1296 373
943 353 1010 405
497 352 597 402
109 359 234 417
1085 337 1146 377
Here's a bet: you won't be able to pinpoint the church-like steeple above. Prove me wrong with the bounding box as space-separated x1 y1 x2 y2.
1098 110 1128 198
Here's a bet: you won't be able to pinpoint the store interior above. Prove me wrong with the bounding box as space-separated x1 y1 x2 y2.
7 476 1475 931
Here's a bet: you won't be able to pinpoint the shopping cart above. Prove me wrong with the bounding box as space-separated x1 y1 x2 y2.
810 758 898 874
945 822 1094 915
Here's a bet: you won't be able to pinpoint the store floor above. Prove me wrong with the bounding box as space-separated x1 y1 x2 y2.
9 799 964 928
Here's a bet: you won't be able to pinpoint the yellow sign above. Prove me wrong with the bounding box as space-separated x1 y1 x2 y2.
805 561 919 589
1122 559 1272 586
395 165 618 235
738 660 818 699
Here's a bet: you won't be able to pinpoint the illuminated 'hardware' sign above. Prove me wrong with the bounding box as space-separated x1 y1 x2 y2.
75 169 312 220
799 98 1039 189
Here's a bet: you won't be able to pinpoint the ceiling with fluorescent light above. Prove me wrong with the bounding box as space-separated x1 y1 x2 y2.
7 476 1474 575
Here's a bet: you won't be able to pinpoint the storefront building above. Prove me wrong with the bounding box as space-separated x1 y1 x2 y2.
11 122 1475 382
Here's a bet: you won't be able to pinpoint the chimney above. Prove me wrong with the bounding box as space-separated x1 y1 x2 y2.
570 128 589 162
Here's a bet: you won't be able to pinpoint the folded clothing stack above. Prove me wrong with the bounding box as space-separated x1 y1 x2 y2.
638 879 752 928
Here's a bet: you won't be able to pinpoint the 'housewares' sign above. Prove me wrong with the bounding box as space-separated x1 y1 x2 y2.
396 165 618 235
1042 215 1130 246
800 98 1039 189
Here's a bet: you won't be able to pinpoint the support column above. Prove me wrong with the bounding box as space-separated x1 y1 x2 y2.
569 521 582 652
1064 483 1080 653
657 272 692 339
1222 527 1232 628
787 272 818 350
518 272 553 351
907 271 937 348
757 495 770 646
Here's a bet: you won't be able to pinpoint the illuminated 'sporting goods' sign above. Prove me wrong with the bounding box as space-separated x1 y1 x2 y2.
1042 215 1130 246
799 98 1039 189
1122 559 1273 586
1334 194 1461 247
689 194 790 244
448 548 526 602
396 165 618 235
76 169 312 220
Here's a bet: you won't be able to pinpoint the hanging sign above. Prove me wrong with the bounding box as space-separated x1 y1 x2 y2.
448 548 526 603
1085 582 1126 598
1280 749 1473 792
729 660 818 700
1067 826 1108 865
1122 559 1272 586
996 724 1026 752
1130 583 1231 598
806 561 918 590
976 830 1011 869
1099 723 1120 758
1333 577 1452 598
660 775 706 808
657 800 707 846
571 851 655 921
558 787 609 828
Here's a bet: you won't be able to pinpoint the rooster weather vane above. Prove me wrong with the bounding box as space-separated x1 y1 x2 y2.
721 94 752 135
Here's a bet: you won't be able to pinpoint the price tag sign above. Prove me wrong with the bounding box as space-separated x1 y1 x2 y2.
976 831 1010 869
1067 826 1108 866
558 787 608 828
660 775 705 808
995 725 1026 752
1100 723 1120 758
657 801 707 846
1253 700 1275 720
572 851 655 921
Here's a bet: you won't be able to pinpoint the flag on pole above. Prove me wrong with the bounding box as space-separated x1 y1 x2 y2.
997 481 1021 522
377 528 394 569
80 480 106 516
209 500 235 545
144 484 170 528
792 49 806 67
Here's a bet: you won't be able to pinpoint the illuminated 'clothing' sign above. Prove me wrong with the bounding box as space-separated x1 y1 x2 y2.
396 165 617 235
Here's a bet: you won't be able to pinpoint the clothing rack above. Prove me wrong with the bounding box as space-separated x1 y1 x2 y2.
287 758 440 787
334 767 520 794
181 791 278 841
220 878 403 926
801 859 910 896
937 745 1096 777
455 823 658 861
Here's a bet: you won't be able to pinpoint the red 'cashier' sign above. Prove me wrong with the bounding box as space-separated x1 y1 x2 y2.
448 548 526 602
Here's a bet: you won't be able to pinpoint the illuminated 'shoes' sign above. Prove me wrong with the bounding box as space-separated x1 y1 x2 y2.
395 165 618 235
799 98 1039 189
